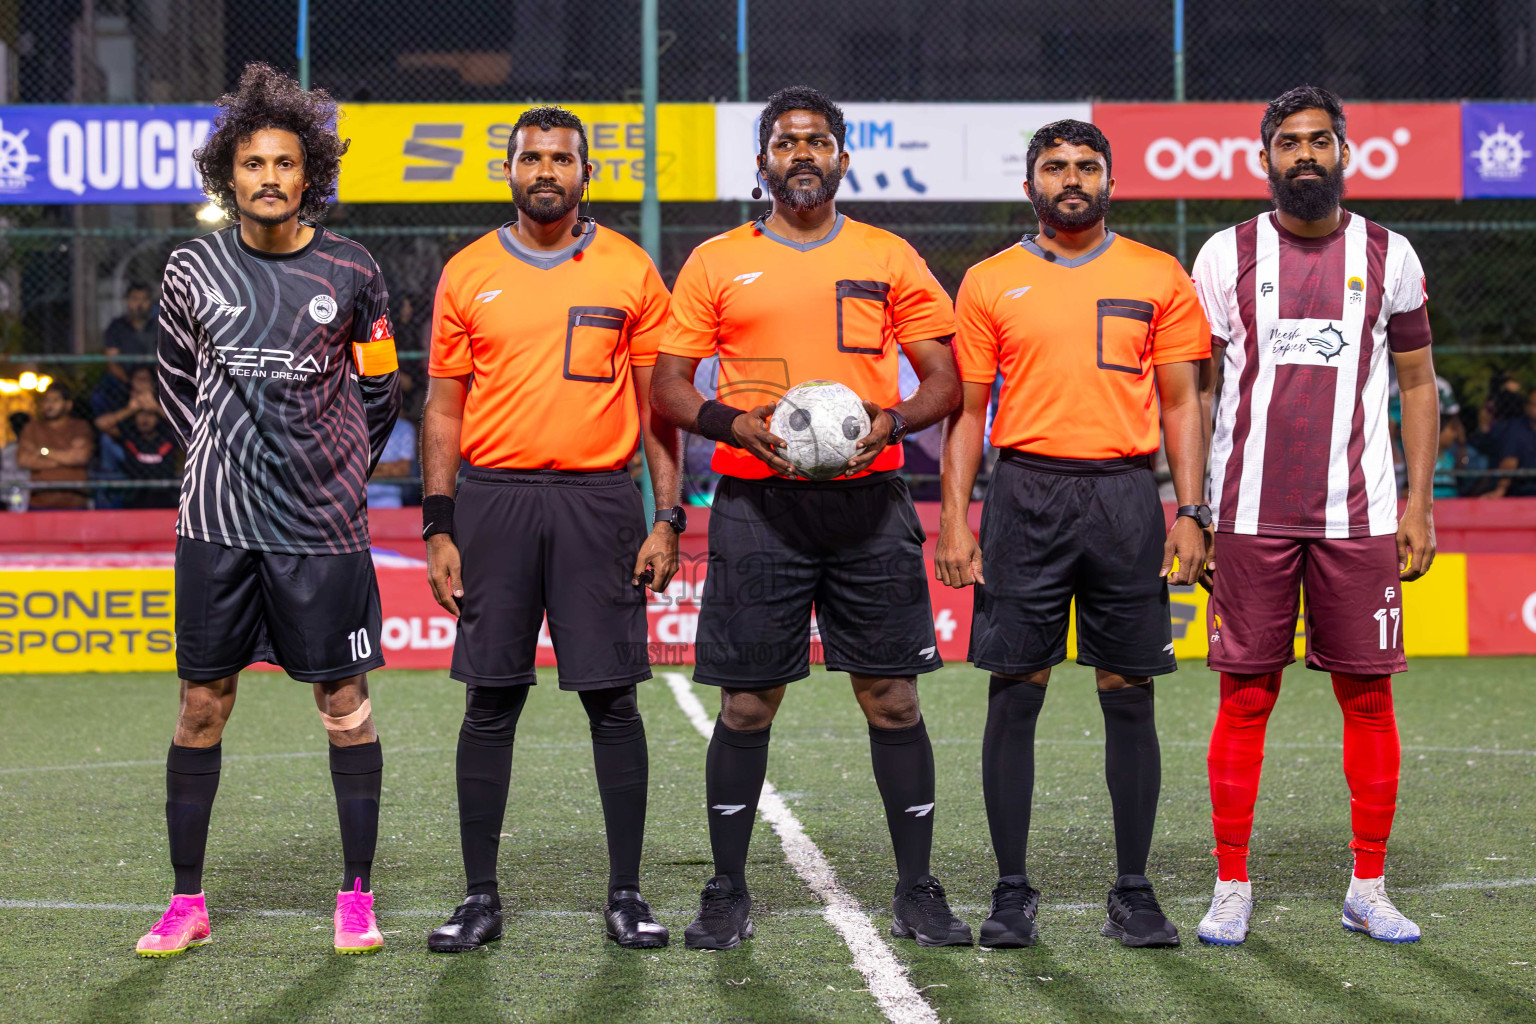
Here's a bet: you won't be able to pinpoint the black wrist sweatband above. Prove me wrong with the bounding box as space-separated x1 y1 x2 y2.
696 399 745 447
422 494 456 539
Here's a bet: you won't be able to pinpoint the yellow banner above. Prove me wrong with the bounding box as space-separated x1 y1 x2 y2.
0 570 178 673
337 103 716 203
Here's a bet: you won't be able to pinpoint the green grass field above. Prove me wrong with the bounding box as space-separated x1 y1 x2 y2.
2 660 1535 1024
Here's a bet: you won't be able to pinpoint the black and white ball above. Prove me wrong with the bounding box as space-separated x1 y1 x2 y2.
772 380 871 480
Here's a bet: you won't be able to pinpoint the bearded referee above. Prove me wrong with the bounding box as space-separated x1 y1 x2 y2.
421 107 681 952
139 64 401 957
652 86 970 950
937 120 1210 949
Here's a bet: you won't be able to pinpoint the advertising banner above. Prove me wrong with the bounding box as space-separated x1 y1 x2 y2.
715 102 1092 202
1466 554 1536 655
1092 102 1462 200
1463 103 1536 199
337 103 717 203
1 547 1474 674
0 106 213 204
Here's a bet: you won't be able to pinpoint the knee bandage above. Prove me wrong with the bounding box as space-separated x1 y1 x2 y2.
321 698 372 734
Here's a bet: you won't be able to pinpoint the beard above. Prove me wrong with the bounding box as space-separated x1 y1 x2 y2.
1029 184 1112 232
512 181 580 225
238 189 300 227
763 160 842 212
1267 160 1345 222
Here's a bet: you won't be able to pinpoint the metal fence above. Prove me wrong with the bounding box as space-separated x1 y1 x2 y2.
3 0 1535 504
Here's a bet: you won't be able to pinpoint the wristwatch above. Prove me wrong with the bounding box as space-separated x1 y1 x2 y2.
1176 504 1214 529
654 505 688 534
883 407 909 445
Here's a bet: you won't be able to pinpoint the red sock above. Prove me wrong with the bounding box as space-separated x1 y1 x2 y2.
1207 672 1282 882
1332 674 1399 879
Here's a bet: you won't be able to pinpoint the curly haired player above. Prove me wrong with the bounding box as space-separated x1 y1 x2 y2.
136 62 401 958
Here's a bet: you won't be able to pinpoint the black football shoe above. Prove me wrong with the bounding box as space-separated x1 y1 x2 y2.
890 875 973 947
605 890 670 949
979 875 1040 948
427 893 504 952
1101 874 1180 948
683 875 753 951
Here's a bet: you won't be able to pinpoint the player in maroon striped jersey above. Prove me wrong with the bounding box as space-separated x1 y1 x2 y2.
1190 86 1437 945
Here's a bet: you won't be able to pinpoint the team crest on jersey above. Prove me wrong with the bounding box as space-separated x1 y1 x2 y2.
1347 276 1365 303
1267 318 1350 365
309 294 338 324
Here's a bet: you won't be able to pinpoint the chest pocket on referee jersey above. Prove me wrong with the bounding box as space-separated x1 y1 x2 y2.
835 280 891 355
564 306 628 383
1096 298 1155 375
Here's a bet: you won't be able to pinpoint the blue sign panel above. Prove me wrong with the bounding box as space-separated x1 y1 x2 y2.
1463 103 1536 199
0 105 217 204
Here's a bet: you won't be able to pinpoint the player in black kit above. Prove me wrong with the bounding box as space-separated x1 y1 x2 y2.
135 63 401 958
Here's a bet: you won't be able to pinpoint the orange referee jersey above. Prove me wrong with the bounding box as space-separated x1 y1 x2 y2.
430 223 669 471
660 215 955 478
954 233 1210 460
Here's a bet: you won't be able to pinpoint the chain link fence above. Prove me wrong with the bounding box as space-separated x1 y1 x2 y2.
4 0 1535 505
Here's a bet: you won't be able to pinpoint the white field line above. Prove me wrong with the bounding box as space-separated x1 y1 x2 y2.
663 672 940 1024
7 737 1531 778
6 875 1536 920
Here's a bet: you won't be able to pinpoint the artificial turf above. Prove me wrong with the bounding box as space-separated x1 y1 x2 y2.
1 659 1533 1023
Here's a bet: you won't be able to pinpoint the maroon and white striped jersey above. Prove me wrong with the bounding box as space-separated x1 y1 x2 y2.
1192 211 1431 538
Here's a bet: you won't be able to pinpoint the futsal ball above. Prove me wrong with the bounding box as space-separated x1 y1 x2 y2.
772 380 872 480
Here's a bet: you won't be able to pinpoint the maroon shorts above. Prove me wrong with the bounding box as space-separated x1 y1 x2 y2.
1207 533 1406 676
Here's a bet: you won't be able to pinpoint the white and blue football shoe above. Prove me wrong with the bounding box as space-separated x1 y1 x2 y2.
1342 876 1421 943
1197 879 1253 946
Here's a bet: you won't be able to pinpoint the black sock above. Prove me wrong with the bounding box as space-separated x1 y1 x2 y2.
706 719 770 891
1099 683 1161 879
456 685 528 900
329 740 383 891
869 718 935 890
581 687 649 897
166 743 222 895
983 676 1047 880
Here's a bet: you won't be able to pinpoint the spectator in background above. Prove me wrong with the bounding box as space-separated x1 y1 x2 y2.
1434 414 1487 498
117 405 181 509
93 366 160 509
1481 387 1536 499
2 411 31 512
103 282 157 387
16 385 94 509
367 416 418 509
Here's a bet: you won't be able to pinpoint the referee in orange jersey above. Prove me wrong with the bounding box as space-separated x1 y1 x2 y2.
938 120 1211 950
419 107 682 952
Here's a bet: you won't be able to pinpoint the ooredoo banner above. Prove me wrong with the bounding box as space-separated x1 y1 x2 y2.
1092 102 1462 200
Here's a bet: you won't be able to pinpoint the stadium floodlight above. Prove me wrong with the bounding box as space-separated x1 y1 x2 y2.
196 203 226 223
17 371 37 390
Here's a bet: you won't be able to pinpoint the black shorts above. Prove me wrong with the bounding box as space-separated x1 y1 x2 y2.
694 471 940 689
969 451 1176 678
174 536 385 684
450 468 652 691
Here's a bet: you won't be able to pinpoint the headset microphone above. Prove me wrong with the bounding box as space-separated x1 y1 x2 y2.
751 169 764 200
570 176 592 237
1041 223 1057 239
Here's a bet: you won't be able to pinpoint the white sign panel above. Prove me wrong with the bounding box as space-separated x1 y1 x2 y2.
715 102 1093 202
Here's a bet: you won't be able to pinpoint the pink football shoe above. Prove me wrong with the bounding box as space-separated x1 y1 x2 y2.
334 879 383 954
136 892 211 957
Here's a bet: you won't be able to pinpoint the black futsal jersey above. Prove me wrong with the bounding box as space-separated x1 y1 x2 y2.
156 225 401 555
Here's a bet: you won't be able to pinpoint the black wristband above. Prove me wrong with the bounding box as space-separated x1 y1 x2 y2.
422 494 456 540
696 399 745 447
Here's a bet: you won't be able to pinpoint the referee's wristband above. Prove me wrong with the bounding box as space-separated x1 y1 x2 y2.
696 399 745 447
422 494 456 540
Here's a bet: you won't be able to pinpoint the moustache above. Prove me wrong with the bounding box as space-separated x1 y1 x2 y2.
1286 163 1331 180
787 162 823 179
528 182 567 196
252 189 286 201
1054 189 1091 203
